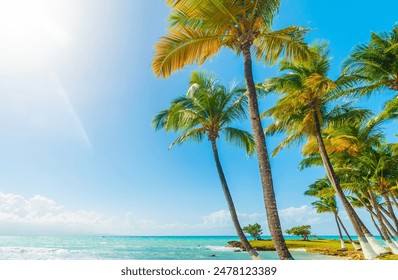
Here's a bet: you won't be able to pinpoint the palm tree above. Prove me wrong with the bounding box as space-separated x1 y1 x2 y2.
263 42 387 259
352 147 398 254
313 118 398 253
305 179 360 250
312 197 346 250
342 26 398 121
153 71 261 259
152 0 312 260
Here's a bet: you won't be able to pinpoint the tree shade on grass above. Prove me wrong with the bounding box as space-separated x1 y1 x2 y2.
153 0 313 260
153 71 261 259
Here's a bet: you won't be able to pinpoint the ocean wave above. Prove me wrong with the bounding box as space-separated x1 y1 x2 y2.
0 247 73 260
205 245 237 252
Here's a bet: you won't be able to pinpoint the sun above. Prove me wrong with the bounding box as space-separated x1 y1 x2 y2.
0 0 71 74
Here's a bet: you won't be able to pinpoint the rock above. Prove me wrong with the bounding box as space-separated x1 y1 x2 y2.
227 241 244 249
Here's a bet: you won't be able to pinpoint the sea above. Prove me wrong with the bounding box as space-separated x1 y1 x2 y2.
0 235 355 260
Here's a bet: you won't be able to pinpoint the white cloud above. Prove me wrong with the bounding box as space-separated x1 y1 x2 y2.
0 192 346 236
201 210 264 227
278 205 322 228
201 210 231 227
0 192 113 235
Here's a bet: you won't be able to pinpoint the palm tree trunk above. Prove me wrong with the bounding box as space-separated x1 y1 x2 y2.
334 213 347 250
388 190 398 210
377 208 398 237
369 209 384 238
336 215 361 250
310 105 379 259
241 45 293 260
210 139 261 260
381 191 398 231
368 190 397 254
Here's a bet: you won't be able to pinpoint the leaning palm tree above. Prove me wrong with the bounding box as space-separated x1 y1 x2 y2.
305 179 360 250
342 26 398 121
312 197 347 251
153 71 261 259
263 42 388 259
152 0 312 260
306 116 398 236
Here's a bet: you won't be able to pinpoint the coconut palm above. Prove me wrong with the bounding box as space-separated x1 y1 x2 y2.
320 117 398 235
153 71 261 259
342 26 398 120
152 0 312 260
313 197 346 250
305 179 360 250
263 42 388 259
351 147 398 253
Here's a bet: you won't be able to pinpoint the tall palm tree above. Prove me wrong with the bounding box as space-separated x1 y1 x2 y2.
263 42 387 259
153 71 261 259
342 26 398 121
152 0 312 260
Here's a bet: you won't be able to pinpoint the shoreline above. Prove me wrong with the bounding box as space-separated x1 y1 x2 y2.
228 239 398 260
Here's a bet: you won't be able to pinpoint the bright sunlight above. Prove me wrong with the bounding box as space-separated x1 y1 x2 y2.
0 0 72 73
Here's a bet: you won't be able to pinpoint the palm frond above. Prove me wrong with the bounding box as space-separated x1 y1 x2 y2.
254 26 311 65
153 26 225 77
223 127 255 155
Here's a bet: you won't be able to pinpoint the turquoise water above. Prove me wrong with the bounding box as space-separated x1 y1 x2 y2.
0 236 351 260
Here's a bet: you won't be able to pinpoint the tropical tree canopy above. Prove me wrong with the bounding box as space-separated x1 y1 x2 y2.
153 71 255 153
152 0 314 260
263 42 365 156
153 0 311 78
342 26 398 121
243 223 263 240
343 26 398 95
285 225 312 241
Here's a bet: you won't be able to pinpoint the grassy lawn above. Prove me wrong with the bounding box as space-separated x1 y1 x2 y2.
239 239 398 260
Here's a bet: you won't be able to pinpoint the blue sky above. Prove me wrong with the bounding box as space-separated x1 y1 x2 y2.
0 0 397 236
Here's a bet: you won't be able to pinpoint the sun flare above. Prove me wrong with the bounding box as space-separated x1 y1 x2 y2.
0 0 72 73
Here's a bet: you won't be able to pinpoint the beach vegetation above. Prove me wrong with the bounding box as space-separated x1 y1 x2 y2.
262 41 393 259
342 26 398 122
153 71 261 260
243 223 263 240
153 0 313 260
285 225 312 241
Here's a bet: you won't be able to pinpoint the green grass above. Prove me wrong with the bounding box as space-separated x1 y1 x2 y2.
249 239 357 251
245 239 398 260
376 254 398 260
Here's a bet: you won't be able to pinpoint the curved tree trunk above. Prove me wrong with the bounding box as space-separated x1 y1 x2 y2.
368 190 398 254
310 105 378 259
336 215 361 250
378 208 398 238
388 190 398 210
381 191 398 231
241 45 293 260
334 213 347 250
355 205 389 255
369 210 384 238
210 139 261 260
